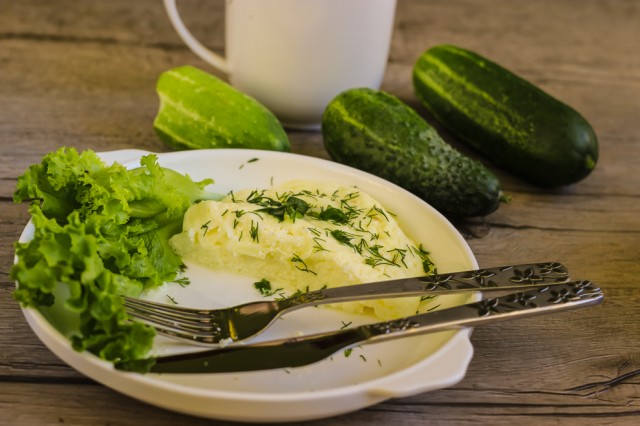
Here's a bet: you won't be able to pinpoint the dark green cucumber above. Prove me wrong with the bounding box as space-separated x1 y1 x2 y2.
322 88 503 217
154 66 290 152
413 45 598 187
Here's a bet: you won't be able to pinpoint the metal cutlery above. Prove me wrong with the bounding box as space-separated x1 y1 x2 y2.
147 280 603 374
124 262 570 345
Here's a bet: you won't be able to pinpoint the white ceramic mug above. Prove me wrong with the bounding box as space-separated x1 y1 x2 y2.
164 0 397 129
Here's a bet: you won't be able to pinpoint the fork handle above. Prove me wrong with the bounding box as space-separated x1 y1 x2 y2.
277 262 570 312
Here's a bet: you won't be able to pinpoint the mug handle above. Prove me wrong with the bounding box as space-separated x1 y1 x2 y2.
163 0 230 74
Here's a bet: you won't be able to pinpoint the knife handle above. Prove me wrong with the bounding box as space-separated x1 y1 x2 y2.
362 280 603 344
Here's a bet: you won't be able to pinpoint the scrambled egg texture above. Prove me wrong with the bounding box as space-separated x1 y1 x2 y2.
170 180 434 320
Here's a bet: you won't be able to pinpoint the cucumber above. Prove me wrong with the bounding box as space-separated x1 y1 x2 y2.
322 88 503 217
413 45 598 187
153 66 290 152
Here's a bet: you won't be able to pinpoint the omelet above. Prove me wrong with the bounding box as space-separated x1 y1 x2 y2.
169 180 434 320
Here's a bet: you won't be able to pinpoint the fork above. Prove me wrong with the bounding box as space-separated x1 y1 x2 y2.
123 262 569 345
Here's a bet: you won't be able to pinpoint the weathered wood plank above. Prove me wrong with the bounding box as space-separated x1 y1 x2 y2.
2 0 639 423
2 380 639 426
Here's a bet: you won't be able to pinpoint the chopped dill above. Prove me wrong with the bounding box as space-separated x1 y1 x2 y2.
364 244 401 268
353 220 379 241
239 157 259 169
295 189 323 200
388 247 408 268
284 196 310 222
249 220 259 242
200 220 211 236
340 320 352 329
330 229 360 252
254 278 282 296
173 277 190 287
291 254 317 275
340 199 363 220
248 191 310 222
343 191 360 202
412 244 437 274
366 205 389 221
232 208 265 220
307 227 322 236
312 237 329 253
317 205 350 224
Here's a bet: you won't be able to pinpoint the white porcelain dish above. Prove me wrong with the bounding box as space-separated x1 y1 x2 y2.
19 149 477 422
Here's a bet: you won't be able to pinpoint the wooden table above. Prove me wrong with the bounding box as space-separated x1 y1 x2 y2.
2 0 639 424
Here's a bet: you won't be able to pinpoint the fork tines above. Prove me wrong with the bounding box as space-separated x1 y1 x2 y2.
123 297 230 345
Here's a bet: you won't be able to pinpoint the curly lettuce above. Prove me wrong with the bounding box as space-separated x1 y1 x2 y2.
10 147 223 371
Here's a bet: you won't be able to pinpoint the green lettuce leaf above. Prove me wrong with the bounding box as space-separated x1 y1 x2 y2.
11 147 223 371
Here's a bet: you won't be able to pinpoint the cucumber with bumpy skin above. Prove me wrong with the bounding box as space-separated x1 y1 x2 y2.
322 88 503 217
413 45 598 187
154 66 290 152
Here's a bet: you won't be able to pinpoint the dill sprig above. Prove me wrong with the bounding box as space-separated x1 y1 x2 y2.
173 277 190 287
411 244 437 274
291 254 317 275
200 220 211 236
364 244 402 268
249 220 259 242
312 237 329 253
246 190 311 222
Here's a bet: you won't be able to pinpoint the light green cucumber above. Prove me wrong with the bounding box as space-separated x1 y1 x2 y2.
154 66 290 152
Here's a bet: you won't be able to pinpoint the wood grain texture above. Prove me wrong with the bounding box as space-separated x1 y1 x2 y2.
1 0 639 424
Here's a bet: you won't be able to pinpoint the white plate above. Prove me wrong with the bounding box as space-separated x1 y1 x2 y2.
19 149 477 422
